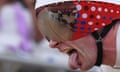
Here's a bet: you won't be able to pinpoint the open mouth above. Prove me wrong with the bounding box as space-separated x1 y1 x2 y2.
67 49 77 56
62 48 76 55
62 48 82 69
67 49 82 69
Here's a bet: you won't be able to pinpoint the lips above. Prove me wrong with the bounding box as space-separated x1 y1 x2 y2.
56 44 82 69
68 50 81 69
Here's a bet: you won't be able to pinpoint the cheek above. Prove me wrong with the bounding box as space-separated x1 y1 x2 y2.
79 49 96 70
82 47 97 69
77 50 95 71
74 39 97 66
73 35 95 48
72 36 97 70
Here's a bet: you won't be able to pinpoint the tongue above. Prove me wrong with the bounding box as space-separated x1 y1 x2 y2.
69 52 80 69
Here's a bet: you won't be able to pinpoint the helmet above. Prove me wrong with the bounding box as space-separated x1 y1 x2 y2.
36 0 120 41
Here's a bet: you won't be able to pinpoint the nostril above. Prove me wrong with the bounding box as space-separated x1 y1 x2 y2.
49 40 59 48
45 36 50 42
55 42 59 46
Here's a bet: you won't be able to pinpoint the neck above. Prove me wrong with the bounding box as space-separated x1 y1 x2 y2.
102 45 116 66
102 22 120 66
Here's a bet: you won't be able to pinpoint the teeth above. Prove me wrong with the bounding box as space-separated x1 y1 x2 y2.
63 48 76 55
63 48 73 54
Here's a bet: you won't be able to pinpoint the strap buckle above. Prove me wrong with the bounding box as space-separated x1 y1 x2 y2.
96 36 102 43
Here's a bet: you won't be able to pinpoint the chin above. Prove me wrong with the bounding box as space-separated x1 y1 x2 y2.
80 63 94 71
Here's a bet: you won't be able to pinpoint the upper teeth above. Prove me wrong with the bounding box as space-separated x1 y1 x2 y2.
63 48 74 54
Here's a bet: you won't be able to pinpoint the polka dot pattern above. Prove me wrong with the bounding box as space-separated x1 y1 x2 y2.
75 13 80 18
104 8 108 12
81 21 86 25
102 23 106 26
117 11 119 14
82 13 88 19
91 6 96 12
110 9 114 13
88 21 93 25
71 1 120 40
76 4 82 11
98 7 102 12
96 15 101 19
94 28 99 31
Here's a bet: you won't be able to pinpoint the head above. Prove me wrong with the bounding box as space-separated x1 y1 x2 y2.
37 0 120 71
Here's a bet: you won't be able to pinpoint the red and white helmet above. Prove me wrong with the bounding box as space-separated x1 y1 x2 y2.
36 0 120 41
36 0 120 66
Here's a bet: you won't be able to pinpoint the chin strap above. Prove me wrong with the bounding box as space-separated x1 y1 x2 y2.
92 19 120 66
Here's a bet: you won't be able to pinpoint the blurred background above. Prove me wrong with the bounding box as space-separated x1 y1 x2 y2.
0 0 119 72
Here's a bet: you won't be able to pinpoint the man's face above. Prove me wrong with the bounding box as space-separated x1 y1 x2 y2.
48 35 97 71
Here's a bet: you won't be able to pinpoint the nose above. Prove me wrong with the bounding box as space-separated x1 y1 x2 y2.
49 40 59 48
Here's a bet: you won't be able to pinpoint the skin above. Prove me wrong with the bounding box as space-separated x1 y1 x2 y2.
36 1 119 71
48 21 120 71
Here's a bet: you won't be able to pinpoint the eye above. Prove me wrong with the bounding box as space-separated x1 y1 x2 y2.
45 36 50 42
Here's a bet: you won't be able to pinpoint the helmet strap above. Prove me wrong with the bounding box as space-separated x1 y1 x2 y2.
92 19 120 66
